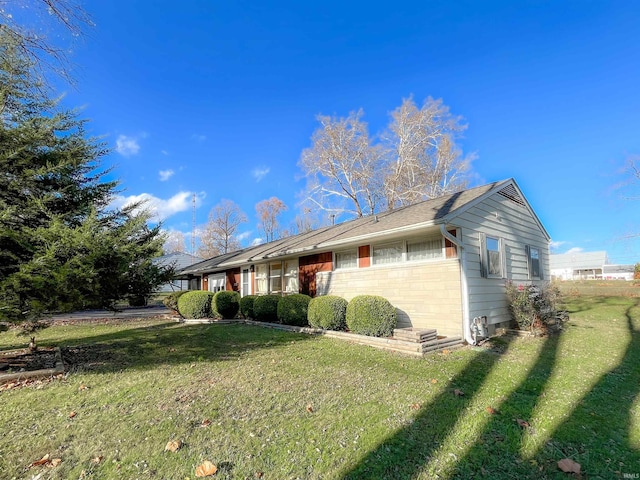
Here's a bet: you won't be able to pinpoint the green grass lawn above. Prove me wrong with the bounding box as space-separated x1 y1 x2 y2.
0 296 639 479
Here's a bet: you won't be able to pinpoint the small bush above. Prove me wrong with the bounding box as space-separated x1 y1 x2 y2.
277 294 311 326
253 295 281 323
308 295 348 330
163 290 188 313
128 295 147 307
505 282 568 334
240 295 257 319
177 291 214 319
346 295 397 337
214 291 240 319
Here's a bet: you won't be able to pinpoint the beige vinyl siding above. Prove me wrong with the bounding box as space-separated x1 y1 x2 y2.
456 191 550 329
316 259 463 337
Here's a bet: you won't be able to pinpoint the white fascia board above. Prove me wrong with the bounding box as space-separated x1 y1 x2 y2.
315 220 440 249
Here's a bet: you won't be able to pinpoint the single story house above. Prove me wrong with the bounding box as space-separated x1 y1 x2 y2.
177 179 550 344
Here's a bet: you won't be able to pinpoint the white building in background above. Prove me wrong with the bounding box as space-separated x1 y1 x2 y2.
550 251 634 280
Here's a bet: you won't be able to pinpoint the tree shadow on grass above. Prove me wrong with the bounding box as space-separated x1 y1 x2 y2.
340 335 517 479
7 321 316 374
530 299 640 477
449 332 562 478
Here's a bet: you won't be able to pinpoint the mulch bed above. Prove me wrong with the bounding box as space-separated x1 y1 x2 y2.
0 347 58 373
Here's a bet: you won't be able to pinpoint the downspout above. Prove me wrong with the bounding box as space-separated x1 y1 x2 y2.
440 224 472 345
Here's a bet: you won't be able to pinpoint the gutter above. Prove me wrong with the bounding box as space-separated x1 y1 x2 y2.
440 224 472 345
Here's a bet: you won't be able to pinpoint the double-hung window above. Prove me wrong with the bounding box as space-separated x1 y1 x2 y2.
269 262 283 294
480 233 505 278
526 245 543 279
255 264 268 295
284 259 299 293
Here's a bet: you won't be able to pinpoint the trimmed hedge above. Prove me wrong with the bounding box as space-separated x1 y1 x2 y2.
346 295 397 337
213 290 240 319
253 295 281 323
277 294 311 326
177 291 215 319
163 290 188 313
240 295 257 319
308 295 348 330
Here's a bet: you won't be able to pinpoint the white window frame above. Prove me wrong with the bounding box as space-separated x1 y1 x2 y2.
406 236 444 262
207 273 226 293
255 263 268 295
480 233 505 279
269 261 283 294
284 258 299 294
372 241 404 266
526 245 543 280
335 249 358 270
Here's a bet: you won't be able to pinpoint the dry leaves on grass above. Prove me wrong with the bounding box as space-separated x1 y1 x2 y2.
305 403 314 413
27 454 62 469
557 458 581 474
516 418 530 428
453 389 465 397
165 440 183 453
486 406 498 415
92 455 104 464
200 419 212 428
410 403 421 410
430 379 438 384
79 384 89 391
195 460 218 477
68 411 77 418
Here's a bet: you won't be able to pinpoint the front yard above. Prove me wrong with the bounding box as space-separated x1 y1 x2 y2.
0 296 639 479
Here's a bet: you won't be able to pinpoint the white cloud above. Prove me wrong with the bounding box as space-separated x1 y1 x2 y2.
251 237 264 246
161 150 169 156
115 135 141 156
110 191 200 221
191 134 206 142
237 231 252 241
565 247 584 255
550 240 566 250
159 169 175 182
252 166 270 182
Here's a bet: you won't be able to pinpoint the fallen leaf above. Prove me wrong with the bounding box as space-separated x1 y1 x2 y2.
195 460 218 477
430 379 438 384
255 472 264 478
28 454 50 468
201 419 212 427
306 403 314 413
79 385 89 391
165 440 183 453
453 389 465 396
516 418 530 428
486 406 498 415
557 458 581 474
441 349 450 355
92 455 104 464
410 403 421 410
168 348 177 352
68 411 77 419
50 458 62 467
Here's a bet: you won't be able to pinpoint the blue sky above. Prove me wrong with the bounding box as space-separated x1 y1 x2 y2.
49 1 639 263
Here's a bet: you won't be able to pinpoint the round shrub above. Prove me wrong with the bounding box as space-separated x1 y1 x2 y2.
213 290 240 319
277 294 311 326
240 295 257 319
163 290 188 313
346 295 397 337
308 295 348 330
177 291 214 319
253 295 281 323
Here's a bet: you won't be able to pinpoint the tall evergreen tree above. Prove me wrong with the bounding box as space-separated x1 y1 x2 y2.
0 31 172 321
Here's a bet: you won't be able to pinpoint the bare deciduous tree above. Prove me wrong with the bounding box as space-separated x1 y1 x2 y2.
0 0 93 85
299 110 384 219
298 97 473 217
197 199 247 258
163 230 186 254
256 197 287 242
382 96 472 208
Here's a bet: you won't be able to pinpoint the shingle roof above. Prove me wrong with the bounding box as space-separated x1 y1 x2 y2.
179 180 509 275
